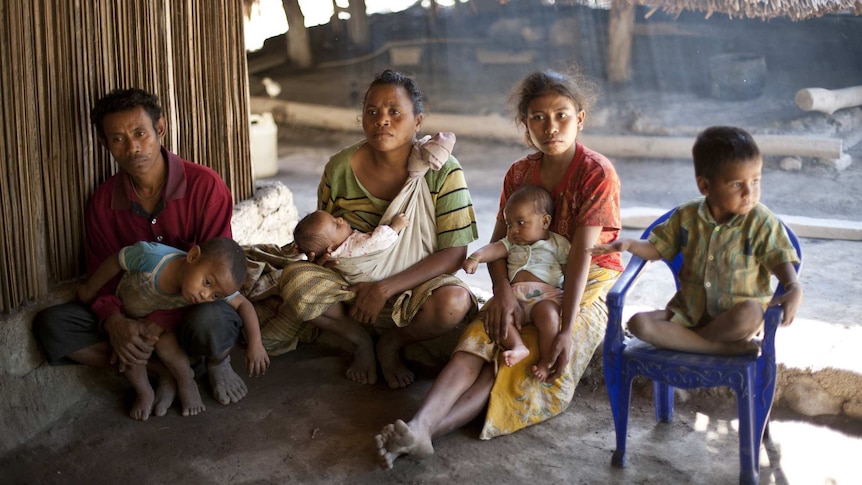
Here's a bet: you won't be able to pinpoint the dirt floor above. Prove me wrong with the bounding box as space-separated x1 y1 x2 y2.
6 27 862 483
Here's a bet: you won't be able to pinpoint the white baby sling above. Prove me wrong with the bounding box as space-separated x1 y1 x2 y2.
334 133 454 284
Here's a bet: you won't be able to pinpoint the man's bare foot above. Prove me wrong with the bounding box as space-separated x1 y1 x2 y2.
373 419 434 470
130 387 155 421
346 340 378 385
376 333 414 389
177 374 206 416
502 345 530 367
208 355 247 405
151 363 177 417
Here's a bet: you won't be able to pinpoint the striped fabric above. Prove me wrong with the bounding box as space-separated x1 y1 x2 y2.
319 140 478 250
648 197 800 327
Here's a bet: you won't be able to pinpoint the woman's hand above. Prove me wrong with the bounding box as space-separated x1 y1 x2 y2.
483 280 525 344
345 281 389 324
543 331 572 382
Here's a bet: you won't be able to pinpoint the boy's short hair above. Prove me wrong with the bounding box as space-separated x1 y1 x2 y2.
199 237 247 288
90 88 163 139
293 210 332 257
506 185 554 217
692 126 761 181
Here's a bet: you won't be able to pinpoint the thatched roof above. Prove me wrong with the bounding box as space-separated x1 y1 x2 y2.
631 0 862 21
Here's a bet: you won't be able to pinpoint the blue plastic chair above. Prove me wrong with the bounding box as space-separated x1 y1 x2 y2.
603 208 802 485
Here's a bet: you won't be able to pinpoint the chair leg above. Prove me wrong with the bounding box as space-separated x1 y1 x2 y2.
653 381 674 422
737 379 759 485
608 377 633 468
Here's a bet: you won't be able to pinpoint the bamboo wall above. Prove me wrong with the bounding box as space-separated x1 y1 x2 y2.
0 0 253 313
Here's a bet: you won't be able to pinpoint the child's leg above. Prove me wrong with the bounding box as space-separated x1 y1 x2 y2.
155 332 205 416
628 308 760 355
501 322 529 368
529 300 561 381
124 363 155 421
695 300 764 344
308 302 377 385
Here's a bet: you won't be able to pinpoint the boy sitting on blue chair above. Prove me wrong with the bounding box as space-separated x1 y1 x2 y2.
589 126 802 355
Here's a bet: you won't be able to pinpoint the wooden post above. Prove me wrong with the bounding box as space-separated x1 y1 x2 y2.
608 0 635 83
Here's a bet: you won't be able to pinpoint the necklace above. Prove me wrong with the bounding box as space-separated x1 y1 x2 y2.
132 179 165 201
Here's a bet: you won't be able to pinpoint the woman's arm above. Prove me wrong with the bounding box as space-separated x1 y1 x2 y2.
481 219 525 343
346 245 467 324
545 225 602 382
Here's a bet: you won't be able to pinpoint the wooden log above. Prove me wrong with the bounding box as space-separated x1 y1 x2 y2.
795 86 862 115
251 98 845 160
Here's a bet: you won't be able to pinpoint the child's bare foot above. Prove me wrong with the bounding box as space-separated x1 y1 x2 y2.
346 340 378 385
177 373 205 416
150 362 177 417
130 386 155 421
502 345 530 367
374 419 433 470
208 355 247 405
720 339 762 356
532 360 552 381
376 333 414 389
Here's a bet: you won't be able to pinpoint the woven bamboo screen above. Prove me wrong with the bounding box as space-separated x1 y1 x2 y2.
0 0 253 314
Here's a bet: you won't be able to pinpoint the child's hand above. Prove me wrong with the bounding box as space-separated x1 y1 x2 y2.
769 283 803 326
462 256 479 274
390 213 410 233
587 241 625 256
77 283 97 304
245 342 270 377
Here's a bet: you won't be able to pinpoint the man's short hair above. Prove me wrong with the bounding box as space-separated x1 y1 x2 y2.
90 88 163 138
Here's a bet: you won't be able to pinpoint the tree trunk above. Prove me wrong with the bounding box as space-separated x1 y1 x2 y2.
282 0 313 68
346 0 370 49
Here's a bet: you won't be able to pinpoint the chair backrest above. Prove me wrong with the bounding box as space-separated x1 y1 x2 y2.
641 208 802 291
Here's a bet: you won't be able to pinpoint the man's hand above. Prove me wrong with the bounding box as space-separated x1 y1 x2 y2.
104 314 158 367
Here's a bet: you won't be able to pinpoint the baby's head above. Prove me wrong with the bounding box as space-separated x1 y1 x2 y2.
503 185 554 246
181 237 247 304
293 210 353 258
692 126 763 222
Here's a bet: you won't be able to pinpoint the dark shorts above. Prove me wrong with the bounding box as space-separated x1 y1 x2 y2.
32 300 242 366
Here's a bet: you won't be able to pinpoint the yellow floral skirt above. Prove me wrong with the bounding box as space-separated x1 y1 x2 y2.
454 264 619 439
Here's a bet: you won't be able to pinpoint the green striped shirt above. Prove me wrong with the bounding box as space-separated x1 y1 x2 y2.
318 140 478 250
648 197 799 327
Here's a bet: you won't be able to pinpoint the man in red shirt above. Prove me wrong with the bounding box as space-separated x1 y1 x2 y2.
33 88 248 419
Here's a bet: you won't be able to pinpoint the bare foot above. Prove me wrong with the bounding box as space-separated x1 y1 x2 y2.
346 340 378 385
502 345 530 367
208 355 248 405
720 339 762 356
177 373 206 416
130 386 155 421
376 333 414 389
151 363 177 417
373 419 433 470
531 360 552 382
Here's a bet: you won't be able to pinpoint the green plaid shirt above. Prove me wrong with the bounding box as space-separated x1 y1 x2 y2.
648 197 799 327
